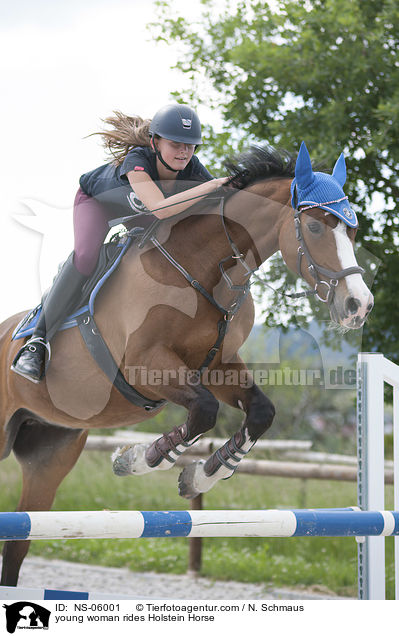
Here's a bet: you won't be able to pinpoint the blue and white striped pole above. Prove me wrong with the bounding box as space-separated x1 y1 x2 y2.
0 586 135 600
0 509 398 540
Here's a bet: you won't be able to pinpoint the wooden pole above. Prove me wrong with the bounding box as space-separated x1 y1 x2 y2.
188 494 203 576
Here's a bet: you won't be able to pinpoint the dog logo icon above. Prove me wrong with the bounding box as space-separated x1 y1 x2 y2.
3 602 50 633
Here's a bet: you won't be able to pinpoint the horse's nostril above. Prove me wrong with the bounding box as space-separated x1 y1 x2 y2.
367 303 374 311
345 297 361 315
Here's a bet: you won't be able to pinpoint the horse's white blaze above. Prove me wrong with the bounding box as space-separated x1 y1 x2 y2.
332 222 372 321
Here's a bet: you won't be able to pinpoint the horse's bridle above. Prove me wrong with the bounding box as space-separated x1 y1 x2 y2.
292 191 365 306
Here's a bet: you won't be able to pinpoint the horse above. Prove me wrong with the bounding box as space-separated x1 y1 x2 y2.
0 142 373 586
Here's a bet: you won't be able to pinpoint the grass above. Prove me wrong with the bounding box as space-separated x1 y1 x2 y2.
0 449 395 598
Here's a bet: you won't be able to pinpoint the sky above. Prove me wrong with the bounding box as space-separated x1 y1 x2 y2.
0 0 219 322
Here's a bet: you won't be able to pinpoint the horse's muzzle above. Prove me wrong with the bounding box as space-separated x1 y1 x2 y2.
334 291 374 329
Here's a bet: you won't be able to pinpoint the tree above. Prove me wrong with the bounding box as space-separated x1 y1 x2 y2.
151 0 399 360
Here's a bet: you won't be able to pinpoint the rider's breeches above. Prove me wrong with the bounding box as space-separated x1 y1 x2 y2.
73 188 115 276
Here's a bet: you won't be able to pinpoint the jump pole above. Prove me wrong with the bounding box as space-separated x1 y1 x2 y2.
0 508 399 540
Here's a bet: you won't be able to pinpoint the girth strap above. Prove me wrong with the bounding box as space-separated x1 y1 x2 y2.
77 311 166 412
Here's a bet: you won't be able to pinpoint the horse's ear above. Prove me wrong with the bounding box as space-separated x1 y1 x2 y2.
295 141 314 189
332 152 346 187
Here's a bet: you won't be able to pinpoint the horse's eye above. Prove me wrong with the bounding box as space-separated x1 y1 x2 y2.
307 221 322 234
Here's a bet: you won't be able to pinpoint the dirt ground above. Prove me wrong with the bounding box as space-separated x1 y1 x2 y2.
0 556 352 600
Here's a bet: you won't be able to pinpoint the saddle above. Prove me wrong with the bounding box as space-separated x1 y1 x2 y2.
11 202 244 412
12 223 167 412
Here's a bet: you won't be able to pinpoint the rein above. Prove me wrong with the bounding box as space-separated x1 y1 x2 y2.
145 196 251 373
113 183 365 373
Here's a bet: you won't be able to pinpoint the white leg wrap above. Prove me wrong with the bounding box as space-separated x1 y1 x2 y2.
178 430 255 498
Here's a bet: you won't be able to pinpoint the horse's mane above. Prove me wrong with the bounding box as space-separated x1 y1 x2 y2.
224 145 297 190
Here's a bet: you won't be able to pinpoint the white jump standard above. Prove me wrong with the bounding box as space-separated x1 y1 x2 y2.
0 508 398 540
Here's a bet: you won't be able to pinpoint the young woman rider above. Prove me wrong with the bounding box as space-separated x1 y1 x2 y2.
12 103 228 383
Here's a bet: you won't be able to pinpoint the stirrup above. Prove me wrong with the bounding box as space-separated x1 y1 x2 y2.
22 337 52 361
11 337 52 383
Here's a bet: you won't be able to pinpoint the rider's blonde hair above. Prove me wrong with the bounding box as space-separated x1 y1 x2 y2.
90 111 151 165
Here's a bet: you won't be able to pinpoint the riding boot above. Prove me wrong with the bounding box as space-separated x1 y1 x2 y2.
11 253 88 383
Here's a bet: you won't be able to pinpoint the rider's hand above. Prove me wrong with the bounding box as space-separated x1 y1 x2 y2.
213 177 230 188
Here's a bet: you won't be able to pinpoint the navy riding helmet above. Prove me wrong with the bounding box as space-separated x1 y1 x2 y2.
149 103 202 172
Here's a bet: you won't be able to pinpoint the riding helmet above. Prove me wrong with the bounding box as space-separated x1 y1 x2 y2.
149 103 202 145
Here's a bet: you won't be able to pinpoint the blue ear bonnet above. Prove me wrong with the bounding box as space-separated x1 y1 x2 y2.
290 141 358 228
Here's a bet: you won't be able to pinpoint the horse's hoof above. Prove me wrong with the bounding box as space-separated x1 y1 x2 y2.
178 461 205 499
112 445 133 476
111 444 150 476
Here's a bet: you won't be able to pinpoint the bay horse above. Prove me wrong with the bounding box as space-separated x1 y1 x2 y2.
0 142 373 586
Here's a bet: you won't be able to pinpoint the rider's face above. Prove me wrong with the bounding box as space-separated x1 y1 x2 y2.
156 137 195 172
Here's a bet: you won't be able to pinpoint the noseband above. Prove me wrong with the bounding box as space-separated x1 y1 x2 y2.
293 194 365 306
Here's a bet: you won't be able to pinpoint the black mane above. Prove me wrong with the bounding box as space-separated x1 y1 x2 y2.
224 145 297 189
